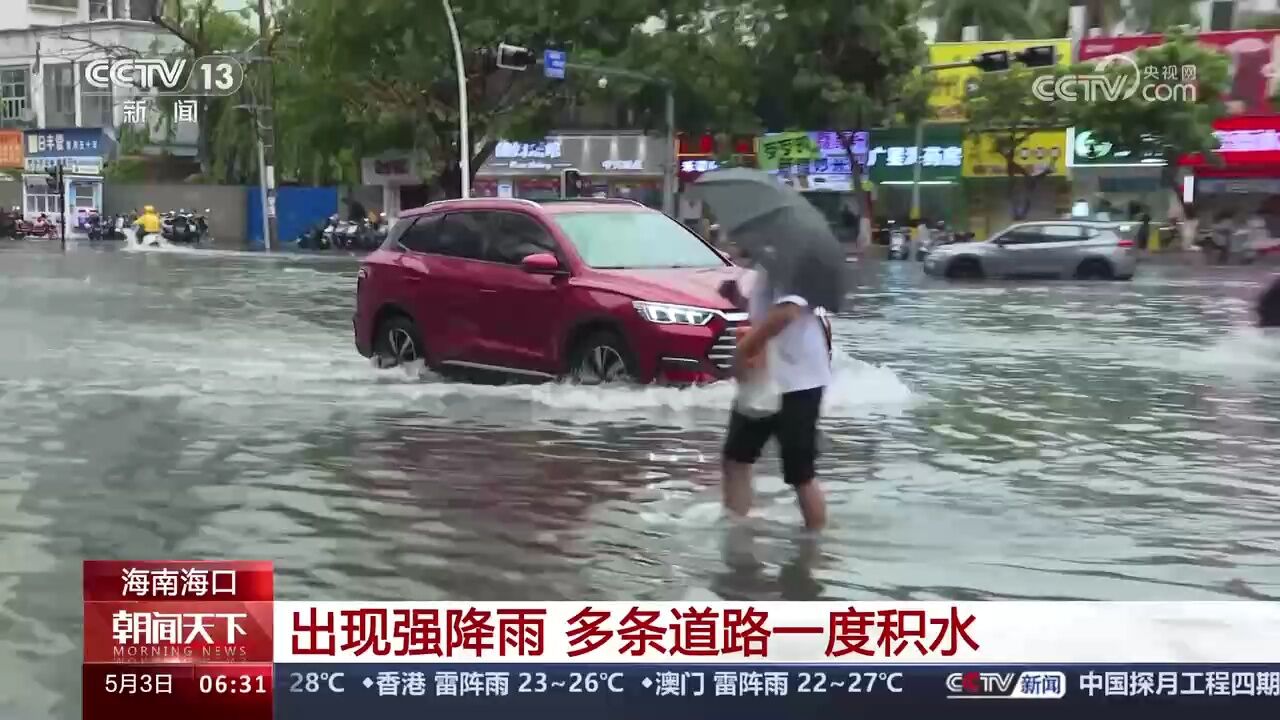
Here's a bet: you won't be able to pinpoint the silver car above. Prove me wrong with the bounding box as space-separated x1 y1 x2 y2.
922 220 1139 281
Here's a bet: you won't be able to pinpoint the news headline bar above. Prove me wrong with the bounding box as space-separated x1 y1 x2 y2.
269 601 1280 664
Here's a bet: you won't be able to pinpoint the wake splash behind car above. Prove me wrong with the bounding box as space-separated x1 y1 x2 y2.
354 198 748 385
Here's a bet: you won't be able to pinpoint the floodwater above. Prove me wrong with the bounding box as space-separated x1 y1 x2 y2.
1 240 1278 717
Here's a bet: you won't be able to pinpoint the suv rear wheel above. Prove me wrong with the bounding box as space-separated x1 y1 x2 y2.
1075 258 1114 280
569 331 637 385
947 256 984 280
373 314 424 369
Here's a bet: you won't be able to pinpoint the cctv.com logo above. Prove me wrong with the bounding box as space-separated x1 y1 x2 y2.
1032 55 1197 103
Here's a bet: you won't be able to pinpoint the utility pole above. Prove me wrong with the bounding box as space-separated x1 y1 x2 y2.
256 0 278 251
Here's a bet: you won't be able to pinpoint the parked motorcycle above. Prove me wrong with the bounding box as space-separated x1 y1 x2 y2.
85 209 106 241
162 208 210 245
0 207 18 239
293 221 329 250
886 221 910 260
18 213 57 239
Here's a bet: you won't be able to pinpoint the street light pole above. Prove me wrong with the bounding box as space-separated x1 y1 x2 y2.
256 0 277 252
911 61 972 232
662 84 675 217
441 0 470 198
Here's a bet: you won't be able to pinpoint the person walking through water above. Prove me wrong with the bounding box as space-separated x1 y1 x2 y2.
719 262 834 531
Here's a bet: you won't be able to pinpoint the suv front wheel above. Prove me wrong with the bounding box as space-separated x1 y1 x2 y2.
373 314 425 369
569 331 637 385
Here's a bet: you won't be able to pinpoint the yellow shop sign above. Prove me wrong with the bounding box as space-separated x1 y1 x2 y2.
962 129 1070 178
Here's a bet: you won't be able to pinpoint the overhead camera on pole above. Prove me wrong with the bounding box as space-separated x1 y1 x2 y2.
496 43 536 71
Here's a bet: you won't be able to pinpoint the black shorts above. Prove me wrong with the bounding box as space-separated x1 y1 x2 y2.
723 386 824 486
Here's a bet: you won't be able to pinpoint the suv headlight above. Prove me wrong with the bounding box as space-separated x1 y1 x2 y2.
633 301 716 326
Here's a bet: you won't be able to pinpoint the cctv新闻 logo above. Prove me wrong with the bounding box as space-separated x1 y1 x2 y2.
946 670 1067 699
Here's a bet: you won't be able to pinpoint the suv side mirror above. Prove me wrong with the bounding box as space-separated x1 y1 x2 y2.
520 252 562 274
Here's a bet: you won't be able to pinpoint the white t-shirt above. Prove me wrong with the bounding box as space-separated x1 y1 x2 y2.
748 271 832 394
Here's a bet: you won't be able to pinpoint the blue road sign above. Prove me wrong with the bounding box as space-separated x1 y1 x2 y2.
543 49 566 80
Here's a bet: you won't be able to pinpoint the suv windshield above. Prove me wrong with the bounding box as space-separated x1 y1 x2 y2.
553 211 726 269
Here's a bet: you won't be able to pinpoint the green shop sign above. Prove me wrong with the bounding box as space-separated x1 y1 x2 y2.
756 131 822 170
1067 128 1164 167
866 125 965 183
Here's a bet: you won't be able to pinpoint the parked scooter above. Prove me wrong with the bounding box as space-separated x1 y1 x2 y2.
0 206 18 239
161 208 210 245
85 208 106 241
886 221 910 260
18 213 57 239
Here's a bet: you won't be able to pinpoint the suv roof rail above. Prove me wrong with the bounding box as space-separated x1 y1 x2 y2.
533 198 646 207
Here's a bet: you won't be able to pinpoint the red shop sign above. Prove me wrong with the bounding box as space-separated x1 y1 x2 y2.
1180 115 1280 167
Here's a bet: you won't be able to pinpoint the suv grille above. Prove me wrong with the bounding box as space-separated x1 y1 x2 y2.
708 319 746 374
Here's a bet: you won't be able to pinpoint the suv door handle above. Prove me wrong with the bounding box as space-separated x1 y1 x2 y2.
479 288 498 294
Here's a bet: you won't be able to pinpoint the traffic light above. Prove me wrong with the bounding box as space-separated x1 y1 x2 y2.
971 50 1010 72
1016 45 1057 68
496 43 536 71
561 168 582 199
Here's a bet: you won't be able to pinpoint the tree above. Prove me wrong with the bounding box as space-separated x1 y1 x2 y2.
923 0 1031 41
1126 0 1199 33
614 4 764 137
283 0 664 198
1062 31 1230 245
148 0 258 178
751 0 929 245
963 64 1069 220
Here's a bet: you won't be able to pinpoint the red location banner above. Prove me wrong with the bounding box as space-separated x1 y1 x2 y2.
83 663 273 720
83 561 275 720
84 560 274 602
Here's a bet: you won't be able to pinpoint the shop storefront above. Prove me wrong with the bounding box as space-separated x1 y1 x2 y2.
1180 115 1280 233
866 125 964 224
22 128 113 225
475 134 668 208
1066 128 1167 221
962 128 1071 238
360 151 427 221
0 129 22 205
674 133 756 232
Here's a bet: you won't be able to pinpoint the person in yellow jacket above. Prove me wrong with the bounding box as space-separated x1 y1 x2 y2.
133 205 162 245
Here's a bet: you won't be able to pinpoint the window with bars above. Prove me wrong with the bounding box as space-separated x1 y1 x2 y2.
1 68 29 127
44 65 76 127
25 184 60 215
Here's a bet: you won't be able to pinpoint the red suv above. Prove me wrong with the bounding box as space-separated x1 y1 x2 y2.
354 198 748 384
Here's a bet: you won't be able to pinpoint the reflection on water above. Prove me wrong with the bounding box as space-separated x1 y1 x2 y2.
0 243 1279 718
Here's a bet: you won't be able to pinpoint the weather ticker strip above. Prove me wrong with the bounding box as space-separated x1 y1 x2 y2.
84 561 1280 720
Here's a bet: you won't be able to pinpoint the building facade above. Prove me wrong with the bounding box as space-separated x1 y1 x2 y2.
0 0 193 219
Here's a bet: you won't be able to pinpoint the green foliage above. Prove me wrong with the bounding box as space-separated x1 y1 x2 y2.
1061 29 1229 194
752 0 928 132
104 157 150 183
924 0 1031 42
963 64 1069 219
965 65 1068 156
282 0 664 196
1126 0 1199 33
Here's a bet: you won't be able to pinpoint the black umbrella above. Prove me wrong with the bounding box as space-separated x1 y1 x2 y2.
691 168 846 312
